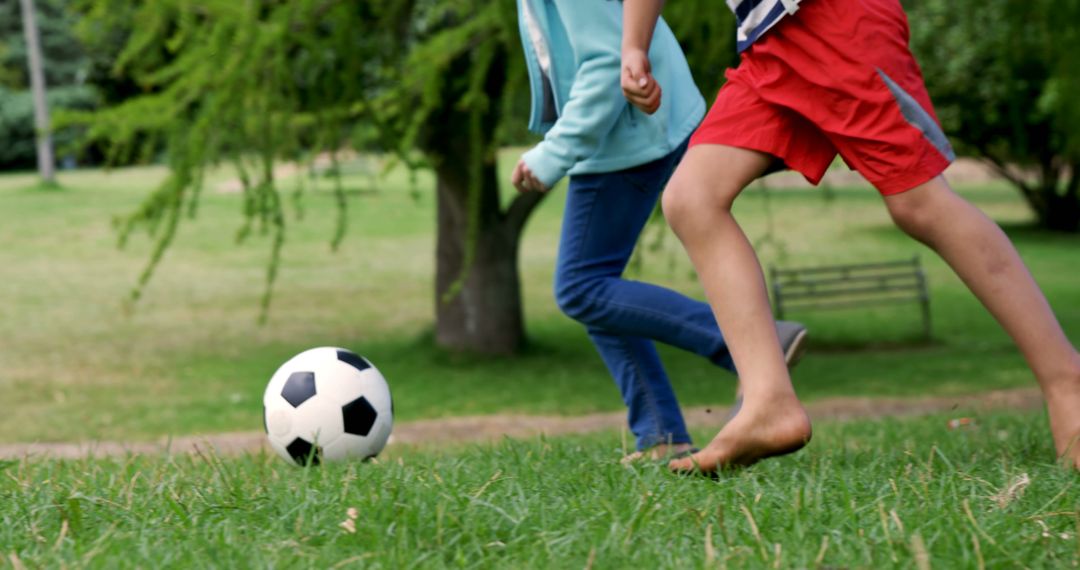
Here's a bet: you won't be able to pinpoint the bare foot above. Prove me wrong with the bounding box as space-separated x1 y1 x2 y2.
669 394 811 474
620 442 695 465
1045 353 1080 469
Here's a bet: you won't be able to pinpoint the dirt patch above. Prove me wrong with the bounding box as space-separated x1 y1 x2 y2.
0 388 1044 460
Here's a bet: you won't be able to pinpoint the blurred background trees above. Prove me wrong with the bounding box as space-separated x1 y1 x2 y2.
57 0 543 354
0 0 91 171
907 0 1080 231
2 0 1076 354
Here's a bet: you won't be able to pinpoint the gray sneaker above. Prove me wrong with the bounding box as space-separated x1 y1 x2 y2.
776 321 809 369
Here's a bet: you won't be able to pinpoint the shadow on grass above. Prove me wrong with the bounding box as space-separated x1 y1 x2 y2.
399 325 601 368
18 180 65 193
806 335 942 354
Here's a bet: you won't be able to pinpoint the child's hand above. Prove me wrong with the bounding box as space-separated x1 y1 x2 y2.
621 48 662 115
512 159 549 193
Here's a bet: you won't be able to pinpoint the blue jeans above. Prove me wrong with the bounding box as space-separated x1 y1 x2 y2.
555 143 735 451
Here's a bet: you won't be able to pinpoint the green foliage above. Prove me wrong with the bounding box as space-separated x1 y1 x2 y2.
0 0 88 90
0 33 15 88
364 1 526 304
663 2 738 100
65 0 393 316
0 0 102 170
64 0 527 319
0 84 96 168
1033 1 1080 154
908 0 1080 231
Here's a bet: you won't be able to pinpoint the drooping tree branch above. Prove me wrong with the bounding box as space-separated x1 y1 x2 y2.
504 191 547 242
974 142 1042 209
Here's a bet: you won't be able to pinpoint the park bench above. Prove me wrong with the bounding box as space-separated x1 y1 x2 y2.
770 256 931 339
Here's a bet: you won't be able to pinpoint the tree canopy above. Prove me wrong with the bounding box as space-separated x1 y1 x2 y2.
0 0 96 169
908 0 1080 231
64 0 539 350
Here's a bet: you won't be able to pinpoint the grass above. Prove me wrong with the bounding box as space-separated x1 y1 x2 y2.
3 410 1078 568
0 157 1078 442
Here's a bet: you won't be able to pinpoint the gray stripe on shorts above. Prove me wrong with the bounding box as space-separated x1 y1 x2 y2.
876 68 956 162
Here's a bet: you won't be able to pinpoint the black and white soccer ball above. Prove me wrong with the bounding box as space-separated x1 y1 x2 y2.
263 347 393 465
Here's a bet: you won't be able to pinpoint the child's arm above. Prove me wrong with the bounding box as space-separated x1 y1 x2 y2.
517 0 636 191
621 0 665 114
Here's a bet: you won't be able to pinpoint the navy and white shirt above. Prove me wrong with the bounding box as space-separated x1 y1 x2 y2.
729 0 807 52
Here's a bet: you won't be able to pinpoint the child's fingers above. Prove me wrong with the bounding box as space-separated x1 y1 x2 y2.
513 160 547 193
522 165 548 193
620 49 655 99
621 68 656 98
527 174 548 193
627 83 662 115
511 161 529 193
621 64 644 83
626 72 656 104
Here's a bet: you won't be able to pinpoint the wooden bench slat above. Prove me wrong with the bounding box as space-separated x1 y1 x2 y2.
772 259 920 276
777 274 922 290
780 284 928 301
777 271 924 283
770 256 931 339
778 295 927 312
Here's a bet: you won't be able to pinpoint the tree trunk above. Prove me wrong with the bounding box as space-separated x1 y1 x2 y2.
19 0 55 184
433 155 528 355
1038 187 1080 233
417 39 547 355
983 155 1080 233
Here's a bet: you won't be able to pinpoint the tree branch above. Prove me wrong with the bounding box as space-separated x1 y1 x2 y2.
974 143 1042 209
503 191 548 240
1067 161 1079 200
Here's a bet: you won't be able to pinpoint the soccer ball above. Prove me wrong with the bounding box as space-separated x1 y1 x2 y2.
262 347 393 465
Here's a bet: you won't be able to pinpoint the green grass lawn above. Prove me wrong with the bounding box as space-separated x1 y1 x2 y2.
3 410 1078 568
0 157 1078 442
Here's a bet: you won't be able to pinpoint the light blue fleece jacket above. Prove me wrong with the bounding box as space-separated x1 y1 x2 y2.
518 0 706 189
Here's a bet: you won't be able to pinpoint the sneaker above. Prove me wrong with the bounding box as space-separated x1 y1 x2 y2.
777 321 809 369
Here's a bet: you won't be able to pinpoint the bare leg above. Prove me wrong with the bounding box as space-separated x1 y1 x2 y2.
886 177 1080 466
662 145 813 473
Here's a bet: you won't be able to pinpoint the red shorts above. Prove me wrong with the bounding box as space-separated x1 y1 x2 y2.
690 0 954 195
